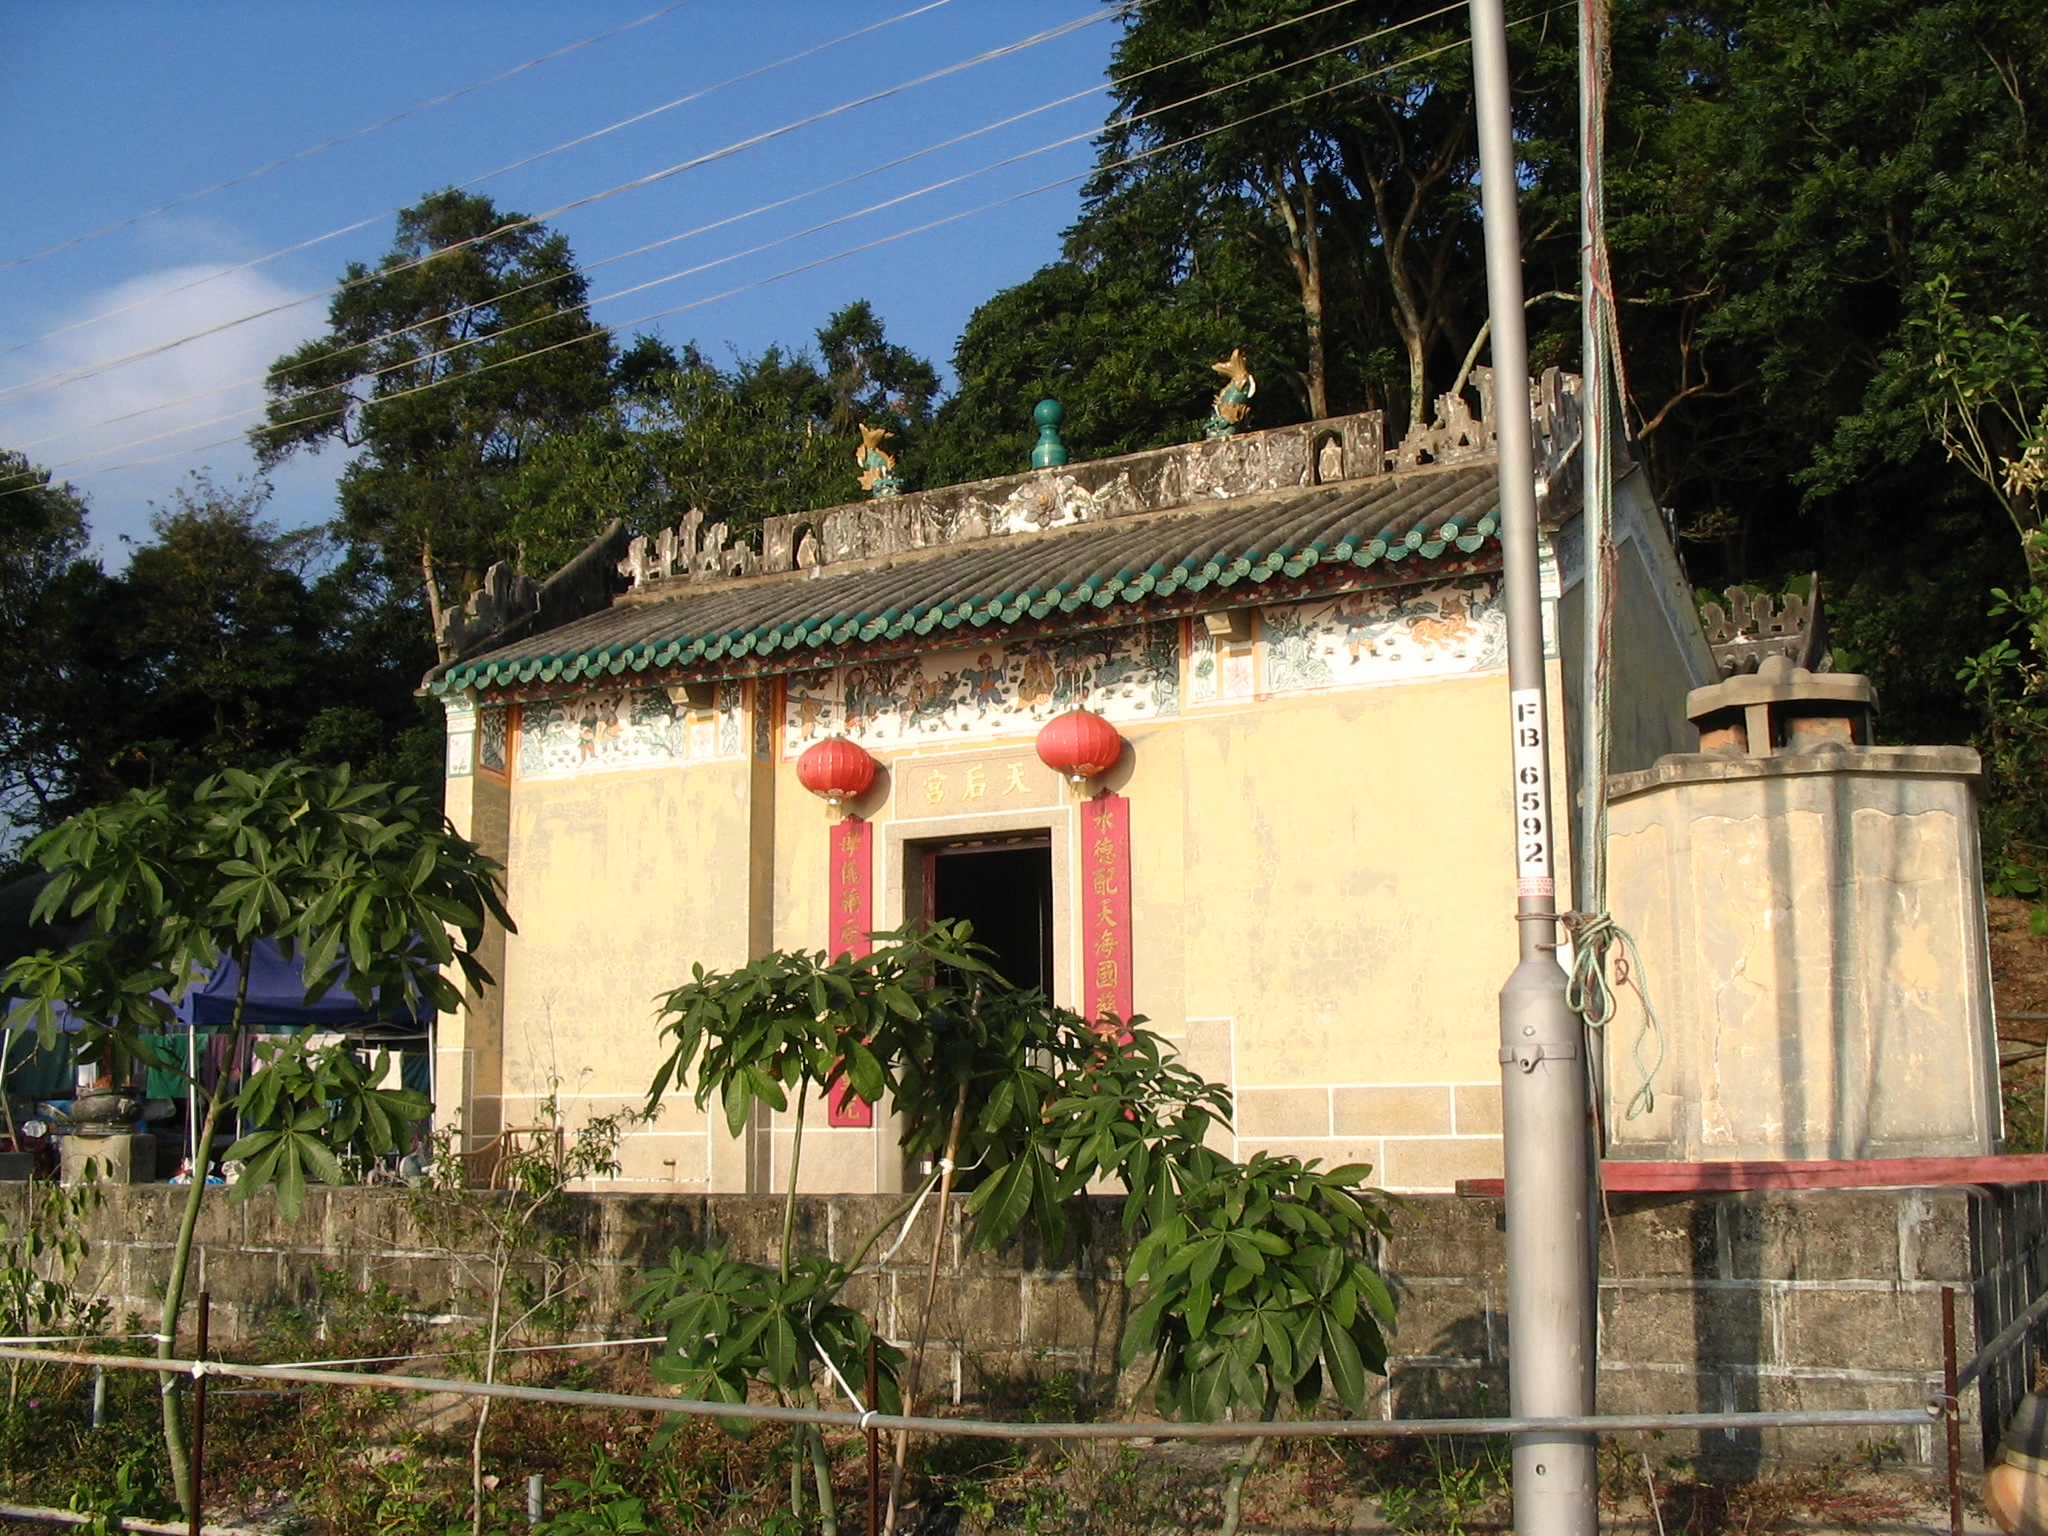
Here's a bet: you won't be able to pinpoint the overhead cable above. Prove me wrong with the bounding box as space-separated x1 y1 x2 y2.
0 1 1099 398
0 1 701 274
8 0 1451 462
0 27 1493 494
0 0 961 367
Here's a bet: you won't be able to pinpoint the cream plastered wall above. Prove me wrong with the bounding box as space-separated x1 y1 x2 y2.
489 757 757 1187
1603 749 1999 1162
454 619 1600 1195
749 668 1550 1196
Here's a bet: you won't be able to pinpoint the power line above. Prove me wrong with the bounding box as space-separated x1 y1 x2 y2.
0 1 965 369
0 1 701 274
0 25 1496 496
0 0 1080 396
5 0 1417 458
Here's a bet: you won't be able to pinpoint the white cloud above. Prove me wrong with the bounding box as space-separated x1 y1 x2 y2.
0 263 346 559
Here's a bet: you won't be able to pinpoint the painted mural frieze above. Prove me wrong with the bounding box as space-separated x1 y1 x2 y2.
518 687 746 780
477 707 509 776
1262 577 1507 694
783 623 1179 756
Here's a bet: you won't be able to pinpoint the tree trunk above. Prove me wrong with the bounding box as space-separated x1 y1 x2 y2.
1267 162 1329 420
422 535 450 663
159 964 250 1519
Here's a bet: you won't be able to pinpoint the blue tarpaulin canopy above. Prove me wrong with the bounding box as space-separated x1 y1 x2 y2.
177 939 430 1030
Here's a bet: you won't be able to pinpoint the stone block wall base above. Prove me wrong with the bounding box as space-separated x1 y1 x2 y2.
61 1133 153 1184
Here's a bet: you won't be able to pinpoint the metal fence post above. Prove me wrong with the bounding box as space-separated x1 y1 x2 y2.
188 1291 210 1536
867 1335 881 1535
1945 1286 1964 1536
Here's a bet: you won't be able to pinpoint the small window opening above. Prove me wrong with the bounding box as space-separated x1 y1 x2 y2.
922 836 1054 997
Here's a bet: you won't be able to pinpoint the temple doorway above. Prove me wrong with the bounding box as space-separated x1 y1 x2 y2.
922 835 1054 996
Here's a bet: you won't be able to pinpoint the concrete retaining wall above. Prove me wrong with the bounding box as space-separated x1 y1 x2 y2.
25 1183 1991 1472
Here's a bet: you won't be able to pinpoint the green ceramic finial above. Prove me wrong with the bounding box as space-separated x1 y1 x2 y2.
1031 398 1068 469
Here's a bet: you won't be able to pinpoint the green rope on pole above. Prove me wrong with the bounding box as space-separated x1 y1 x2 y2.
1564 911 1664 1121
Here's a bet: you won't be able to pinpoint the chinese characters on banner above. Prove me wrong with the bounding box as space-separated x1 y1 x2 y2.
1081 793 1134 1032
827 817 875 1127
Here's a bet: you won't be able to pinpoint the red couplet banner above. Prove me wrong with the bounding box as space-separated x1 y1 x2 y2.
827 817 874 1127
1081 793 1134 1030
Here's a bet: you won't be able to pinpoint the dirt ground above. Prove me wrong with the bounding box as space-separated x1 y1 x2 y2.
1991 894 2048 1151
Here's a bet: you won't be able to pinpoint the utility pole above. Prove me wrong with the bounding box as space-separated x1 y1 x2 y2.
1467 1 1601 1533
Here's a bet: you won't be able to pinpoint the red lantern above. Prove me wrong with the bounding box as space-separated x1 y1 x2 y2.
797 736 876 807
1036 709 1123 782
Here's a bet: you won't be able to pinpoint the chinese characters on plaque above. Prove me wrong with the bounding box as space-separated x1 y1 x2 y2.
893 749 1057 818
826 817 874 1127
1080 793 1134 1032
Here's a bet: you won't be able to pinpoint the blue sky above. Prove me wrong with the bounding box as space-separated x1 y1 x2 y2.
0 1 1121 557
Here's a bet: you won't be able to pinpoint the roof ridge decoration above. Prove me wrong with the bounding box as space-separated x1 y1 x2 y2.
611 368 1581 603
428 372 1582 694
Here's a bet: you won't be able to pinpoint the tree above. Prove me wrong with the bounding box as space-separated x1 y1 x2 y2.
0 453 95 848
509 305 940 574
635 923 1393 1535
1604 0 2048 569
2 761 509 1521
253 190 617 656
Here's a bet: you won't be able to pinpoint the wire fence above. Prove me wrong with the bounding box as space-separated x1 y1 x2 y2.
0 1313 1980 1536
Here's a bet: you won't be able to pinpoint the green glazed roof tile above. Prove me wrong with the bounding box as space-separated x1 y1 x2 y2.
437 463 1503 694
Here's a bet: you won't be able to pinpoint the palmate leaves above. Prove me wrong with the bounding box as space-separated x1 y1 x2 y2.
2 761 510 1055
225 1039 430 1218
642 922 1398 1439
633 1246 903 1438
0 761 494 1216
1122 1153 1396 1423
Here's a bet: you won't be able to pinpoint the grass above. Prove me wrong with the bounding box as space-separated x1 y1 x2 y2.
0 1295 1955 1536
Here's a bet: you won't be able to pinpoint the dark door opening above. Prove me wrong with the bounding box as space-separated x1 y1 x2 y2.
923 839 1054 997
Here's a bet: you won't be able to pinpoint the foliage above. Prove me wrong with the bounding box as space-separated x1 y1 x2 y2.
1962 584 2048 922
407 1091 642 1536
0 451 93 847
643 921 1396 1533
253 189 618 654
0 1174 106 1344
0 469 441 854
5 760 507 1058
65 1446 175 1535
633 1245 903 1432
1122 1153 1395 1422
508 302 939 575
0 758 507 1521
227 1039 431 1218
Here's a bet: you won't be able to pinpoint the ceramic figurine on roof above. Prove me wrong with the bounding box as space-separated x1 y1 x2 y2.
1030 398 1069 469
855 423 901 499
1204 348 1257 439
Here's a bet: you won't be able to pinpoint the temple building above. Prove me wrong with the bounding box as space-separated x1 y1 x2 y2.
425 368 1722 1193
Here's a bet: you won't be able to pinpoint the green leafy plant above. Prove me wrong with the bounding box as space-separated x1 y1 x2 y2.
66 1446 173 1536
640 919 1398 1536
227 1037 429 1216
1122 1153 1396 1536
1 760 508 1521
1963 586 2048 933
0 1174 107 1411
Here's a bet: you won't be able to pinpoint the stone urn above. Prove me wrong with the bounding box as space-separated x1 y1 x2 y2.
70 1089 138 1137
1988 1393 2048 1535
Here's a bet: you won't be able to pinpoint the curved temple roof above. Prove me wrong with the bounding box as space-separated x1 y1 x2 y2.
437 462 1505 696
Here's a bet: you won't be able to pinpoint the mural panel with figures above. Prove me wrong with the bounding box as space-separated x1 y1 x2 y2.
1261 577 1506 693
518 686 747 780
782 624 1179 756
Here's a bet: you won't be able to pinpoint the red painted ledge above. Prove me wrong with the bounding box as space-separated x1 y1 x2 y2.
1454 1154 2048 1199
